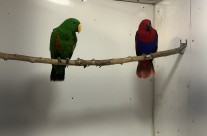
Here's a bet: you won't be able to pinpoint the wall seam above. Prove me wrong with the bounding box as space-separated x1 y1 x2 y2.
152 4 156 136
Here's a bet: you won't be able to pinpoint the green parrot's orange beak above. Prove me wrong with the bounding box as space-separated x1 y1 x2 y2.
78 24 82 33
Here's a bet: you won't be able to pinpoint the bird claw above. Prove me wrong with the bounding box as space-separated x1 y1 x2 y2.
66 58 70 67
57 57 62 63
143 54 147 59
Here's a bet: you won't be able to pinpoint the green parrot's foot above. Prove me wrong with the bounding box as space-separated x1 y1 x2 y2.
66 58 70 67
57 57 62 63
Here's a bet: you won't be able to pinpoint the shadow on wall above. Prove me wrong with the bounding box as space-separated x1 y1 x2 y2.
47 71 153 127
190 80 207 118
0 70 153 129
0 75 54 128
132 73 153 121
52 105 140 127
155 37 185 105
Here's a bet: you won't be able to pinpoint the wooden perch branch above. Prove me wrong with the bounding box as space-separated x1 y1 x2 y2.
0 43 187 67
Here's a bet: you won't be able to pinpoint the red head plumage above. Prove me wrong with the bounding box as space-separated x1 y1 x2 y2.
137 19 156 43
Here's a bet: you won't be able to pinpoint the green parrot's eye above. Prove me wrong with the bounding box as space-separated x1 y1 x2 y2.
73 22 76 24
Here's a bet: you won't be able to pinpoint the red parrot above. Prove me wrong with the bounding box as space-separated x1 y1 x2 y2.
135 19 158 79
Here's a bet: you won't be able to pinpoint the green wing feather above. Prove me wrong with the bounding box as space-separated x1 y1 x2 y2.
50 27 78 81
50 27 77 59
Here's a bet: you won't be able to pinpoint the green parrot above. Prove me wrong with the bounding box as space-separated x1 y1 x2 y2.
50 18 82 81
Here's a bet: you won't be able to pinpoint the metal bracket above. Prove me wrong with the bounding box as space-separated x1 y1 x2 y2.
180 39 187 55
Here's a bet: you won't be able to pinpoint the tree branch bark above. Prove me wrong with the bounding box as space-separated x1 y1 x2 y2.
0 44 187 67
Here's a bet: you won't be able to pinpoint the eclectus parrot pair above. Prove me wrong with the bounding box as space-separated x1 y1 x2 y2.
50 18 82 81
135 19 158 79
49 18 157 81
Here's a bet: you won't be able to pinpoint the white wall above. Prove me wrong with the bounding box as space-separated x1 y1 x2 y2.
190 0 207 136
154 0 191 136
0 0 154 136
155 0 207 136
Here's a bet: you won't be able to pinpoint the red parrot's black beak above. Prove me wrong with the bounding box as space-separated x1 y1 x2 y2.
146 24 151 31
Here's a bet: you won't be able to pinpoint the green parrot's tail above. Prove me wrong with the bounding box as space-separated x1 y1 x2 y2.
50 65 66 81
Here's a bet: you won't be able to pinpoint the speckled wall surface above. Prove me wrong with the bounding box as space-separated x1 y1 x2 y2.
154 0 190 136
0 0 154 136
190 0 207 135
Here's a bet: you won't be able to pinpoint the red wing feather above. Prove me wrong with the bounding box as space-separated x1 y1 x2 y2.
55 36 60 52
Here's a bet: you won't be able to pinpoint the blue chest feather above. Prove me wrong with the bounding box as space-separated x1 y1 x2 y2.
136 39 157 55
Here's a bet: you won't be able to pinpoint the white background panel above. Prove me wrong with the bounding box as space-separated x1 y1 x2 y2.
154 0 191 136
0 0 154 136
190 0 207 136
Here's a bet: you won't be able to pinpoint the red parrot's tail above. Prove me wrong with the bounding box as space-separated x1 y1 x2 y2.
136 60 155 79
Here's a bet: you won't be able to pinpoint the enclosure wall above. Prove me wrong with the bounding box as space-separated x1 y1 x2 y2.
190 0 207 135
0 0 154 136
154 0 191 136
